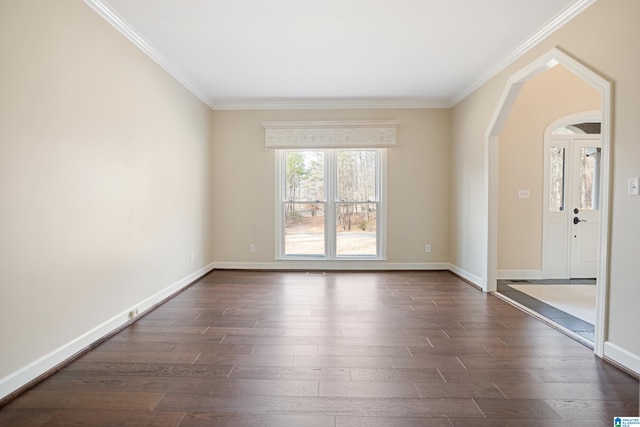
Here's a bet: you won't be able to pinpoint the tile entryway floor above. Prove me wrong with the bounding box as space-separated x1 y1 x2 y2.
497 279 596 342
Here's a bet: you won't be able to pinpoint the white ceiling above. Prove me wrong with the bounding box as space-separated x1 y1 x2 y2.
86 0 593 109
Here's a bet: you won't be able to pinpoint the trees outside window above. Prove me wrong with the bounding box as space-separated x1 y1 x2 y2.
277 149 385 259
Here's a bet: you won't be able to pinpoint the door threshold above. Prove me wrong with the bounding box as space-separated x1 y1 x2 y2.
492 291 594 350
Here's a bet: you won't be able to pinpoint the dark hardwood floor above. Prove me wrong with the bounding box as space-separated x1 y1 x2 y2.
1 270 637 426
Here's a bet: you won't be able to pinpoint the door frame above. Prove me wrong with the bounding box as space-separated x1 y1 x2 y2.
542 111 601 279
483 48 611 357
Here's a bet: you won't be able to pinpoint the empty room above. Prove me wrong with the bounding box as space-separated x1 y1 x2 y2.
1 0 638 425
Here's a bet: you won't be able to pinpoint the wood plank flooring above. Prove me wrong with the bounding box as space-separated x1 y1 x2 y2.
1 270 637 426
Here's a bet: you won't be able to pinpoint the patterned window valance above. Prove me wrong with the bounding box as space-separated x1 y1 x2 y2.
262 120 399 149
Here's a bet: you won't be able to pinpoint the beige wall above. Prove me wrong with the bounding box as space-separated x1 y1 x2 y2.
450 86 492 282
452 0 640 366
498 65 601 271
211 109 451 267
0 0 213 396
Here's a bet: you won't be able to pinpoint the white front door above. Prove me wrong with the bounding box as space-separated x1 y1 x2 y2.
569 139 601 278
542 130 601 279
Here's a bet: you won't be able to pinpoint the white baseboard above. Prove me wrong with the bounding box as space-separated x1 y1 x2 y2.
448 264 484 288
603 341 640 377
215 261 486 291
0 262 215 402
496 270 543 280
212 261 451 271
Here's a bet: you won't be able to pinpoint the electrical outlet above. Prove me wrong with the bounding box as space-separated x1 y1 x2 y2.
249 244 256 253
425 244 431 253
190 251 194 263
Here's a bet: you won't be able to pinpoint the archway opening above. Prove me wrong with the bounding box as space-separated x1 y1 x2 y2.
483 48 611 356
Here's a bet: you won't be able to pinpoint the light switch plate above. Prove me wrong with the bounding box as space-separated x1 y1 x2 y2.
517 189 531 199
628 177 639 196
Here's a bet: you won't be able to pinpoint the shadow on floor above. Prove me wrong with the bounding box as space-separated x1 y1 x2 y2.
497 279 595 342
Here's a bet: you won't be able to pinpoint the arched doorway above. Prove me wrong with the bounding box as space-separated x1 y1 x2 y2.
483 48 612 356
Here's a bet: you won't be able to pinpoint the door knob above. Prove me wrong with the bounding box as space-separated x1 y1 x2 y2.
573 217 586 225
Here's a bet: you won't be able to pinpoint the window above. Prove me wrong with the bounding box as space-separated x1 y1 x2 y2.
276 149 386 259
265 119 396 260
578 146 601 211
549 147 565 212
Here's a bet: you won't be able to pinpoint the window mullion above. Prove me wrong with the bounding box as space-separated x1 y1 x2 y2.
275 151 284 258
378 149 386 258
326 149 336 259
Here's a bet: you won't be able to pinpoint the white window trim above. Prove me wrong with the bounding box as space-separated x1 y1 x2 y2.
275 149 387 261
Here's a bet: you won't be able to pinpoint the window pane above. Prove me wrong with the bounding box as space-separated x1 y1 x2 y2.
551 126 576 135
278 148 384 259
285 151 324 202
284 202 324 255
579 147 601 211
337 150 377 202
549 147 565 212
336 203 376 256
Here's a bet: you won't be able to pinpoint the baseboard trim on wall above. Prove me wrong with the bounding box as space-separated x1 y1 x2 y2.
603 341 640 378
496 270 543 280
213 262 486 291
0 262 215 403
448 264 484 288
212 261 452 271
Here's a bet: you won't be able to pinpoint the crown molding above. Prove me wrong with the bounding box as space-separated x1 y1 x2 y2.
83 0 216 110
210 98 450 110
261 120 400 129
450 0 597 106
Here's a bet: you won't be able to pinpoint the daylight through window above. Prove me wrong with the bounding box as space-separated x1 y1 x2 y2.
277 149 385 259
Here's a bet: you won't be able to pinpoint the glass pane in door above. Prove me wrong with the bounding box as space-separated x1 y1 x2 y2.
579 147 601 211
549 147 565 212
